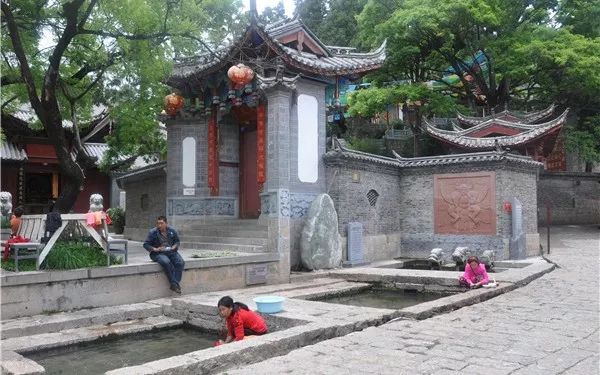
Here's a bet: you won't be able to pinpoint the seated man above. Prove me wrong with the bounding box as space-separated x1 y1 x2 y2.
143 215 185 294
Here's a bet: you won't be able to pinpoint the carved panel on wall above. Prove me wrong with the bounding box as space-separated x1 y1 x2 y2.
290 193 317 219
434 172 496 235
168 198 236 216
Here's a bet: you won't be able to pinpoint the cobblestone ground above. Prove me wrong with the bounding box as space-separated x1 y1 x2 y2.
225 226 599 375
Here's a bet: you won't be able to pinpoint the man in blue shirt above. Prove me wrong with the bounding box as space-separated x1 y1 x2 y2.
143 215 185 294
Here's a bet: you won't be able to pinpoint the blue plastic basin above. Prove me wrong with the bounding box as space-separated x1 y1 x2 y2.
253 296 285 313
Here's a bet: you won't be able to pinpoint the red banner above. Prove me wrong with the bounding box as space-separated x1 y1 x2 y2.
257 103 266 187
207 111 219 196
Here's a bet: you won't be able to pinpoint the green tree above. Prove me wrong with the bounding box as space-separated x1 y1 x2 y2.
353 0 600 163
356 0 560 109
260 1 287 25
1 0 242 212
294 0 327 33
316 0 367 47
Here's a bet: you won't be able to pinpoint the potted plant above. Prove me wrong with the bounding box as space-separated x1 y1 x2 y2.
107 207 125 234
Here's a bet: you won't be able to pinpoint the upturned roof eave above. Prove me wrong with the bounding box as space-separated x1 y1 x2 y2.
167 26 385 87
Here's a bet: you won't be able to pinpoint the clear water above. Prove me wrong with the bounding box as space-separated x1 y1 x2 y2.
315 289 452 310
26 326 215 375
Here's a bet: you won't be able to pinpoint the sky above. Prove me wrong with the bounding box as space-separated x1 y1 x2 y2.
241 0 296 17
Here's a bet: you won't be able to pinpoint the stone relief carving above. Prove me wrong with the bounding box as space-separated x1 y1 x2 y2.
169 198 235 216
434 172 496 234
290 193 317 219
279 189 290 217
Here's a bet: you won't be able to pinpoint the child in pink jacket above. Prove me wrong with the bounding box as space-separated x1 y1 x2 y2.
459 256 489 288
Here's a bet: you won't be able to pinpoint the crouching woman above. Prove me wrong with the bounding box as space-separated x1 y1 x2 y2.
459 256 489 289
217 296 268 344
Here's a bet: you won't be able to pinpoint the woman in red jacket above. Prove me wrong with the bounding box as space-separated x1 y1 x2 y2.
217 296 268 344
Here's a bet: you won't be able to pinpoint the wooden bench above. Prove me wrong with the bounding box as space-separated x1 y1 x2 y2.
2 213 128 272
1 215 56 272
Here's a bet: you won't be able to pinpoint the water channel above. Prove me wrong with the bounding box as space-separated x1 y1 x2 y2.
26 326 216 375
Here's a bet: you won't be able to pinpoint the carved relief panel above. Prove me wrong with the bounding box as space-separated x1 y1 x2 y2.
434 172 496 235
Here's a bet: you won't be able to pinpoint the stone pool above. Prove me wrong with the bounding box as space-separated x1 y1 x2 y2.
26 326 215 375
310 287 456 310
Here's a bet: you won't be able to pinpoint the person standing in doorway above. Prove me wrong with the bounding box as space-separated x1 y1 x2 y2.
143 215 185 294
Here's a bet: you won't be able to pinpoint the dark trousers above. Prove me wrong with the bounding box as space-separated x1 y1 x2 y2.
150 251 185 285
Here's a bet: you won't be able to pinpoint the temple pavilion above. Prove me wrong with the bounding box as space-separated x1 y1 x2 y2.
423 104 569 171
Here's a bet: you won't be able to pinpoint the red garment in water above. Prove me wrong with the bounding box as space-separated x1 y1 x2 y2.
3 236 31 261
226 308 267 341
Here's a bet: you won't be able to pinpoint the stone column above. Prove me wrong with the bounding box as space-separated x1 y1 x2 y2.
260 86 294 283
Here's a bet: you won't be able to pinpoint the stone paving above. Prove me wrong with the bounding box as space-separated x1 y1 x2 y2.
224 225 600 375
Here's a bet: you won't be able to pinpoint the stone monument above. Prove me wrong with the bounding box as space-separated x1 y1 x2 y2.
509 197 526 259
344 222 366 267
300 194 342 270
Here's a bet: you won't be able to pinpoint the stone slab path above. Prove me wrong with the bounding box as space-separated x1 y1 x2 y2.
225 226 600 375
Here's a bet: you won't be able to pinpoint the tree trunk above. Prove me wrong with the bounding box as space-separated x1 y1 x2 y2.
44 104 85 213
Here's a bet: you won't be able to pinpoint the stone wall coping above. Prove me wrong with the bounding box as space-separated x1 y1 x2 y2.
0 252 279 287
539 171 600 180
116 161 167 188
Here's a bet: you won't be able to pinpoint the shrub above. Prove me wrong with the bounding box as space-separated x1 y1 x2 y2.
348 137 384 155
0 241 123 272
0 216 10 229
43 241 122 269
107 207 125 234
1 259 37 272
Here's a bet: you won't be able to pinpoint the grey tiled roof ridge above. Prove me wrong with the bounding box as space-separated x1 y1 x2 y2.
170 23 385 79
456 104 556 126
425 109 567 148
429 108 569 137
326 138 542 168
116 161 167 181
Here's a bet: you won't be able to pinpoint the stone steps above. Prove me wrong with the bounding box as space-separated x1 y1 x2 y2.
180 235 268 246
0 302 164 339
181 241 265 253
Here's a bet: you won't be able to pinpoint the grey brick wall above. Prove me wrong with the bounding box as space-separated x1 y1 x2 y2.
398 161 540 260
538 172 600 225
166 118 209 198
121 170 166 239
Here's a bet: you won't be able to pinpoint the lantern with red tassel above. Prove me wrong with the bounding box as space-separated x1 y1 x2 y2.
164 93 184 116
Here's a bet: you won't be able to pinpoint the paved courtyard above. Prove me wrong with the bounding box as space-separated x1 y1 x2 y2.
225 225 600 375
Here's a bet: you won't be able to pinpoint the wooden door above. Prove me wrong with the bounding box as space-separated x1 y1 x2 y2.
239 128 260 218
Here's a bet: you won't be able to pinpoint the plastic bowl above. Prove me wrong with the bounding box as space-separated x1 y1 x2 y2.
253 296 285 313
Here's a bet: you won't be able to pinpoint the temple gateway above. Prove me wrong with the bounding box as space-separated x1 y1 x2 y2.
119 12 546 281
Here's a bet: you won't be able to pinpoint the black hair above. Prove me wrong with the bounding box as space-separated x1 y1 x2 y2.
157 215 167 222
217 296 249 312
13 206 24 217
47 200 56 213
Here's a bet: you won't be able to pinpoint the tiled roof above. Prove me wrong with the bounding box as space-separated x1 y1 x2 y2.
70 143 109 166
424 109 568 149
456 104 556 127
325 138 542 169
392 150 543 168
170 22 385 81
1 141 27 161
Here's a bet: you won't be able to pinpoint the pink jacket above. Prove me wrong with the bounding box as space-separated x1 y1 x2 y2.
462 263 489 285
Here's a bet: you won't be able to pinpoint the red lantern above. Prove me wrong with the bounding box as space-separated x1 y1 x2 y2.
227 64 254 88
164 93 184 116
164 93 184 115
